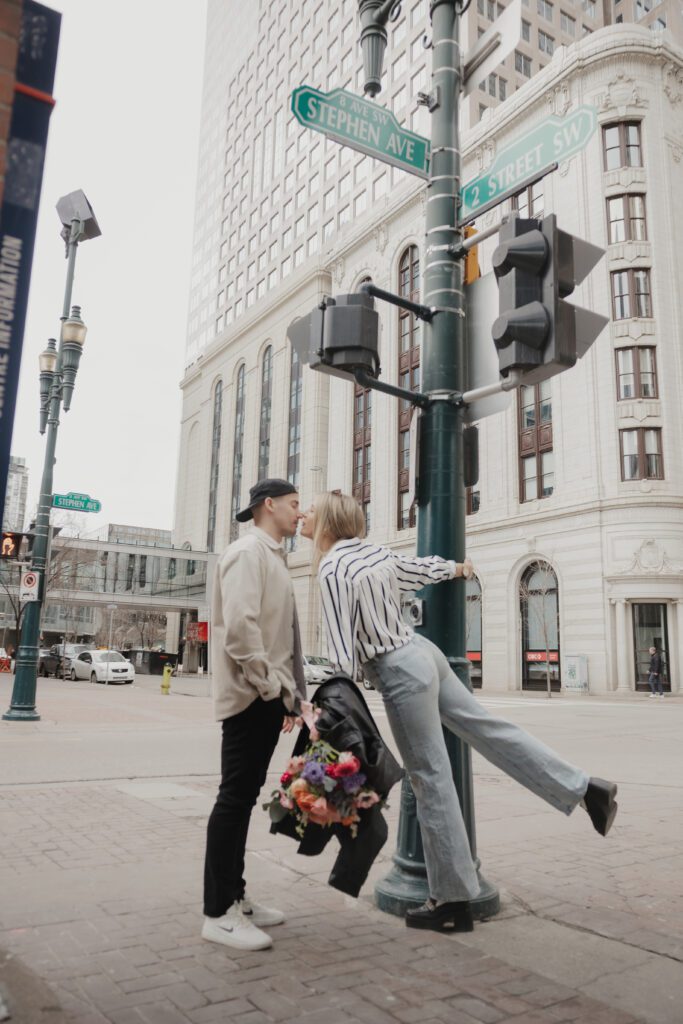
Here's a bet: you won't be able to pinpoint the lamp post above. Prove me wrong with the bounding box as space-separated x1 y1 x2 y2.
3 191 100 722
106 603 117 685
356 0 500 919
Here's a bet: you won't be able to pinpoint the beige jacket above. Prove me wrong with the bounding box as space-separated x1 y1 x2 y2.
211 527 301 721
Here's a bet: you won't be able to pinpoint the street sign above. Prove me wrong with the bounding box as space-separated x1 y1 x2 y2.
460 106 598 221
463 0 522 97
52 491 102 513
291 85 430 179
464 273 512 424
20 570 39 603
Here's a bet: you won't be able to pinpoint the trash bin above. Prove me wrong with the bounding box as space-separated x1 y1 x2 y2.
562 655 589 694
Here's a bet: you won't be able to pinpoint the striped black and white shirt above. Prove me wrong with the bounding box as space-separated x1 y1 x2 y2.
318 538 458 678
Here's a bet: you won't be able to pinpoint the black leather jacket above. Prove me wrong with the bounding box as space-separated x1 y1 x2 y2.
270 675 404 897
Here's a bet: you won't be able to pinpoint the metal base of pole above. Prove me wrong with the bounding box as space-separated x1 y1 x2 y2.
2 707 40 721
375 866 500 920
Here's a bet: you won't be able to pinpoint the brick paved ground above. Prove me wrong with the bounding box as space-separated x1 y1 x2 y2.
0 677 681 1024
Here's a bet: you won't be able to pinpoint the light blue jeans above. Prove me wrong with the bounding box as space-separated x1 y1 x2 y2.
363 634 589 903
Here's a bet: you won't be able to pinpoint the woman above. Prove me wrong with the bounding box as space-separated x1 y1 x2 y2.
300 491 618 934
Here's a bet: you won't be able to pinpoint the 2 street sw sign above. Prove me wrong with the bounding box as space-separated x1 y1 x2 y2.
52 491 102 513
460 106 598 221
291 85 430 179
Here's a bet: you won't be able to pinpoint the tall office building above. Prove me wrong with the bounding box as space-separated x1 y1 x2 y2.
174 1 683 694
2 456 28 532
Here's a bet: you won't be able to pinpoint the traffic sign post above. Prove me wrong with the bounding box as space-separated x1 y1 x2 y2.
19 571 39 603
291 85 430 179
52 491 102 513
460 107 598 222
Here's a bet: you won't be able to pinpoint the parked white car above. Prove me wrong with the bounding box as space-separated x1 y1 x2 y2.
303 655 335 686
70 650 135 685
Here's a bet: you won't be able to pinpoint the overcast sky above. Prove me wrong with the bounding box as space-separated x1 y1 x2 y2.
10 0 208 535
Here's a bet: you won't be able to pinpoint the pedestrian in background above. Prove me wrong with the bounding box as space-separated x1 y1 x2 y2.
648 646 664 698
202 479 306 952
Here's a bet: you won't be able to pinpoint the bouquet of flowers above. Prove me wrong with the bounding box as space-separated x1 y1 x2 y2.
265 740 382 838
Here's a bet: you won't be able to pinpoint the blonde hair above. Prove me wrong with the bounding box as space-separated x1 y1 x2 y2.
312 491 365 570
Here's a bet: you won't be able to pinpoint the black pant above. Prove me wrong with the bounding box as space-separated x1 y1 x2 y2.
203 696 285 917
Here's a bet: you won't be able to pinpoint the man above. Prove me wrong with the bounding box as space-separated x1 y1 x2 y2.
648 646 663 698
202 478 306 951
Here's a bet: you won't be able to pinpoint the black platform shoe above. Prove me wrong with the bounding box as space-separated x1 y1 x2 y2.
583 777 618 836
405 899 474 933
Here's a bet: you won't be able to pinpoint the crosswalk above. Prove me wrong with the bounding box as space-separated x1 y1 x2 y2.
359 687 661 714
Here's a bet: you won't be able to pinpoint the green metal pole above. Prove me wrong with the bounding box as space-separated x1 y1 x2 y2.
3 221 82 721
375 0 499 919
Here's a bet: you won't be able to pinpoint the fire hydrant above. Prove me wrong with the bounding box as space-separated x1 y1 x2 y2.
161 663 173 695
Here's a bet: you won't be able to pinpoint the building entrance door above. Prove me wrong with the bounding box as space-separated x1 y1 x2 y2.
632 603 670 693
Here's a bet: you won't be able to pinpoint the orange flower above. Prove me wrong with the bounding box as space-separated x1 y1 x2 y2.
290 778 309 799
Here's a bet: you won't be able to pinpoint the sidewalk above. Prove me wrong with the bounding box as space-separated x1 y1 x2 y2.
0 677 681 1024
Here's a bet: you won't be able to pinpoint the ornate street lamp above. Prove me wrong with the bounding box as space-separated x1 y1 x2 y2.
358 0 401 96
3 191 100 722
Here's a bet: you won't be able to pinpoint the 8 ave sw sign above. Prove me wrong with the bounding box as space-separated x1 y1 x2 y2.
52 491 102 513
460 106 598 222
292 85 430 179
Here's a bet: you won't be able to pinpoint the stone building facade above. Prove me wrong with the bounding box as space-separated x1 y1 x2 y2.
174 14 683 695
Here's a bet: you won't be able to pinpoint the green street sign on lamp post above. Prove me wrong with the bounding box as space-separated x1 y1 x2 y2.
291 85 431 179
52 491 102 513
460 106 598 222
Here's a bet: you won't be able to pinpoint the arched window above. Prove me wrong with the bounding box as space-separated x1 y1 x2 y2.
397 245 420 529
466 575 483 689
287 346 302 488
230 365 246 542
206 381 223 552
353 276 372 533
258 346 273 480
520 561 560 692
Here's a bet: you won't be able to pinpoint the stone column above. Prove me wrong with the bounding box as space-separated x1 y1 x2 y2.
614 599 631 693
674 600 683 695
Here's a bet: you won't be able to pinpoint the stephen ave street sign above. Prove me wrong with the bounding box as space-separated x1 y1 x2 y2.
291 85 430 179
460 106 598 222
52 491 101 513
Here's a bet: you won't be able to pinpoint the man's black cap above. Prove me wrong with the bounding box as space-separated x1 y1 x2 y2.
235 478 298 523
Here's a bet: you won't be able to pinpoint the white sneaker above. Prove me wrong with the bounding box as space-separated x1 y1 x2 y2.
239 895 286 928
649 693 656 698
201 904 273 950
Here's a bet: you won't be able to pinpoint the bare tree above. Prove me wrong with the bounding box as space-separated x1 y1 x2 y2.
519 560 559 699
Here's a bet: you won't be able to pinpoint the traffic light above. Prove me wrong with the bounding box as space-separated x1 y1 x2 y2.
287 291 380 381
1 533 23 559
491 214 608 385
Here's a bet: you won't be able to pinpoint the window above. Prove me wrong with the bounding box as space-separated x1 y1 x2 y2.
519 382 553 501
499 77 507 100
466 487 481 515
521 562 560 691
353 382 372 534
611 269 652 319
615 347 657 400
206 381 223 551
582 0 596 16
397 246 421 529
537 0 553 19
230 366 246 541
513 180 544 217
602 122 642 171
620 428 663 480
515 51 532 77
521 18 531 39
538 29 554 53
258 347 273 478
561 11 576 33
287 345 302 489
606 194 647 243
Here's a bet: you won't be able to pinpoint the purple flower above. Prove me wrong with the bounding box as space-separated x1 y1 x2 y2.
342 772 367 795
302 760 327 786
